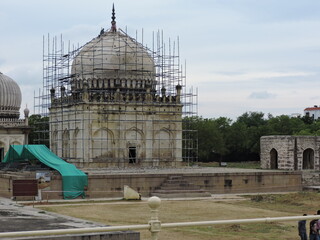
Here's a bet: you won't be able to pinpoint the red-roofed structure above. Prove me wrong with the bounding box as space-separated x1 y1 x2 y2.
304 105 320 119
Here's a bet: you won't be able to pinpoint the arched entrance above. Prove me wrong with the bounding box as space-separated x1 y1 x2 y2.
125 127 144 164
270 148 278 169
303 148 314 169
0 141 4 162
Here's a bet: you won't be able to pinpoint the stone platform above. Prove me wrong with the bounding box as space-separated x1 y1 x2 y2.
0 167 302 200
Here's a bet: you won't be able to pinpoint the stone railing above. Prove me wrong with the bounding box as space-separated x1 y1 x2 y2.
0 118 26 127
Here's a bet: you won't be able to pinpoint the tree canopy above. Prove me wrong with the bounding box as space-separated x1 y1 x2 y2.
28 114 49 147
186 112 320 162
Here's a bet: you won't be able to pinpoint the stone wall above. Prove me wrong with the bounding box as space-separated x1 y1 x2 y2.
260 135 320 170
0 170 302 200
301 171 320 186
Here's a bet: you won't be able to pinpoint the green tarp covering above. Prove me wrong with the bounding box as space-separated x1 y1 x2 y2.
3 145 88 199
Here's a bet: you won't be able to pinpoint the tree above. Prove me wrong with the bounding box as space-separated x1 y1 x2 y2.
187 111 320 163
204 117 231 162
28 114 49 147
266 115 305 135
301 115 314 125
237 112 266 127
184 116 231 162
225 112 268 161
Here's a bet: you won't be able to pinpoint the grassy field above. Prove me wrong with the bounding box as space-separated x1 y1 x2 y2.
197 161 261 169
36 192 320 240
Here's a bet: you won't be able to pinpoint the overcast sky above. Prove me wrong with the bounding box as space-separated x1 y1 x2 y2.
1 0 320 120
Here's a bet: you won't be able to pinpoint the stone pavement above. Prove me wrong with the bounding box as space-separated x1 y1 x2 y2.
0 197 106 233
0 197 141 240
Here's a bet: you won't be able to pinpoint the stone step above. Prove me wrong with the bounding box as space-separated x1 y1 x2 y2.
159 186 199 191
160 182 195 188
151 191 211 198
165 180 190 184
303 186 320 192
168 175 183 179
152 189 208 194
153 175 211 198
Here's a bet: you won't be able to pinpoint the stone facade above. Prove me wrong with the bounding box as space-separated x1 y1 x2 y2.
49 95 182 168
260 135 320 170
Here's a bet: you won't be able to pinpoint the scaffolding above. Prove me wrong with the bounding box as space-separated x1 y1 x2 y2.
34 25 198 168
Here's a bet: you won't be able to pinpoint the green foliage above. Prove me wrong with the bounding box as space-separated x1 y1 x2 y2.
186 111 320 163
28 114 49 147
186 116 231 162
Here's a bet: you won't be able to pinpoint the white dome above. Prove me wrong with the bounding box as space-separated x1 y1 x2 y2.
71 30 155 90
0 72 22 118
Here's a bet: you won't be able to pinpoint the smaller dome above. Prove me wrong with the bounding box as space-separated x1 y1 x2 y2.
0 72 22 118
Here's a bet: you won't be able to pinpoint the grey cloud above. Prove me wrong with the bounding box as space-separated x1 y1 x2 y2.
0 58 6 68
249 91 276 99
7 64 42 86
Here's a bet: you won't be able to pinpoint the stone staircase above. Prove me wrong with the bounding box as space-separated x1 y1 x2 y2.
151 175 211 198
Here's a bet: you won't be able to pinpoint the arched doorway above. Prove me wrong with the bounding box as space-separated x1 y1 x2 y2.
270 148 278 169
303 148 314 169
0 141 5 162
125 127 144 164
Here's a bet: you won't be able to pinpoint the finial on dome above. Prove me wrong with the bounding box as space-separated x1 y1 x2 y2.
24 105 30 118
111 3 117 32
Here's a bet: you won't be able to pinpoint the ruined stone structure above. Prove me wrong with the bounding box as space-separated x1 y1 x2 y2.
260 135 320 170
46 7 197 168
0 72 30 161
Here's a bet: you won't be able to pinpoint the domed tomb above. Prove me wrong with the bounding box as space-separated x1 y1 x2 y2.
0 72 22 118
49 6 184 168
71 30 156 93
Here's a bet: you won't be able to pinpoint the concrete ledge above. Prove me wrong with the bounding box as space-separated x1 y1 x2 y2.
11 231 140 240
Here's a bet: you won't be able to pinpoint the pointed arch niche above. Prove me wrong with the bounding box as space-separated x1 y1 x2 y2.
0 141 5 162
62 129 70 159
270 148 278 169
303 148 314 169
153 128 173 159
72 127 80 158
92 128 114 159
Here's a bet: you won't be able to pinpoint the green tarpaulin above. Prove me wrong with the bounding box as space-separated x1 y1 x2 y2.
3 145 88 199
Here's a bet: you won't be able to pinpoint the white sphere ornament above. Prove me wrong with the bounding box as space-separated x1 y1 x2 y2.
148 196 161 210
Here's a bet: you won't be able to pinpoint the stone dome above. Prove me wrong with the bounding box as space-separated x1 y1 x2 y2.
0 72 22 118
71 30 156 92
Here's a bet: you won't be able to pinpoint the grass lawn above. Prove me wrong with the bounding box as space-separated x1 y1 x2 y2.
36 192 319 240
197 161 261 169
